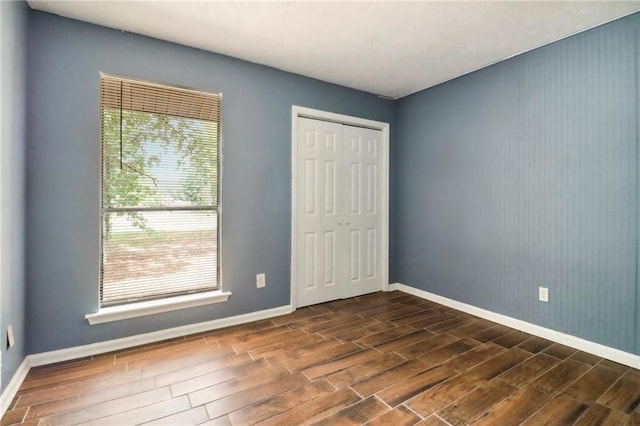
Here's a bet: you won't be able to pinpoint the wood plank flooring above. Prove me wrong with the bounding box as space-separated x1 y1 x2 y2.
2 291 640 425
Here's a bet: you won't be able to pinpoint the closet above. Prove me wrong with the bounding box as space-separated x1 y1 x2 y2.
294 116 384 307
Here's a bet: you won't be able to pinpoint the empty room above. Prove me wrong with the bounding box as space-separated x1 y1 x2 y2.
1 1 640 424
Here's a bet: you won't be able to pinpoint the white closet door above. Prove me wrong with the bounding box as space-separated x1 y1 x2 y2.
295 118 345 307
342 125 383 299
295 117 383 307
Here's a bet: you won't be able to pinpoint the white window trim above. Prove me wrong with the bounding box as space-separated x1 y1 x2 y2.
85 290 231 325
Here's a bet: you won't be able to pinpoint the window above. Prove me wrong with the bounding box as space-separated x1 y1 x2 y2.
100 74 221 307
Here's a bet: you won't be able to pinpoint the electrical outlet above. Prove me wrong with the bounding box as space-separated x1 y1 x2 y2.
538 287 549 303
256 273 266 288
7 325 15 349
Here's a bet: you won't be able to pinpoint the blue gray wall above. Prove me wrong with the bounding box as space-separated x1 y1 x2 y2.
1 0 28 392
25 11 394 354
394 13 639 354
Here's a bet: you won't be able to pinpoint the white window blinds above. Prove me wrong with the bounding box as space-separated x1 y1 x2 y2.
100 74 221 307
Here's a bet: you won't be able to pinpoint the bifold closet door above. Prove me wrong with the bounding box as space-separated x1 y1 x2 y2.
341 124 383 299
295 117 382 307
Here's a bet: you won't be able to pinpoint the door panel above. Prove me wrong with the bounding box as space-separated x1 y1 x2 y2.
303 232 317 289
349 163 361 214
324 161 337 214
366 164 377 214
303 159 317 215
324 230 336 286
366 228 376 279
349 229 360 282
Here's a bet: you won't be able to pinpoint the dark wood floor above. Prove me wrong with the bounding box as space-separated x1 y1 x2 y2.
2 291 640 425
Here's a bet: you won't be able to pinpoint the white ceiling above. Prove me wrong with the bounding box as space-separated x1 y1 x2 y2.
27 1 640 99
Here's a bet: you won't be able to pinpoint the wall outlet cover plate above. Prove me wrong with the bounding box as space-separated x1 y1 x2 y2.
538 287 549 303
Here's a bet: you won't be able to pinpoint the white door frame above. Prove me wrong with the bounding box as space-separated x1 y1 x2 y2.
0 0 4 391
291 106 390 310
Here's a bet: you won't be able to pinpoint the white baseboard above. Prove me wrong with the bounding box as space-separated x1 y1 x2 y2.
0 358 29 416
0 304 292 417
390 283 640 369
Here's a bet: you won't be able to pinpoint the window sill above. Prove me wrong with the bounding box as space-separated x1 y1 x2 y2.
85 290 232 325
